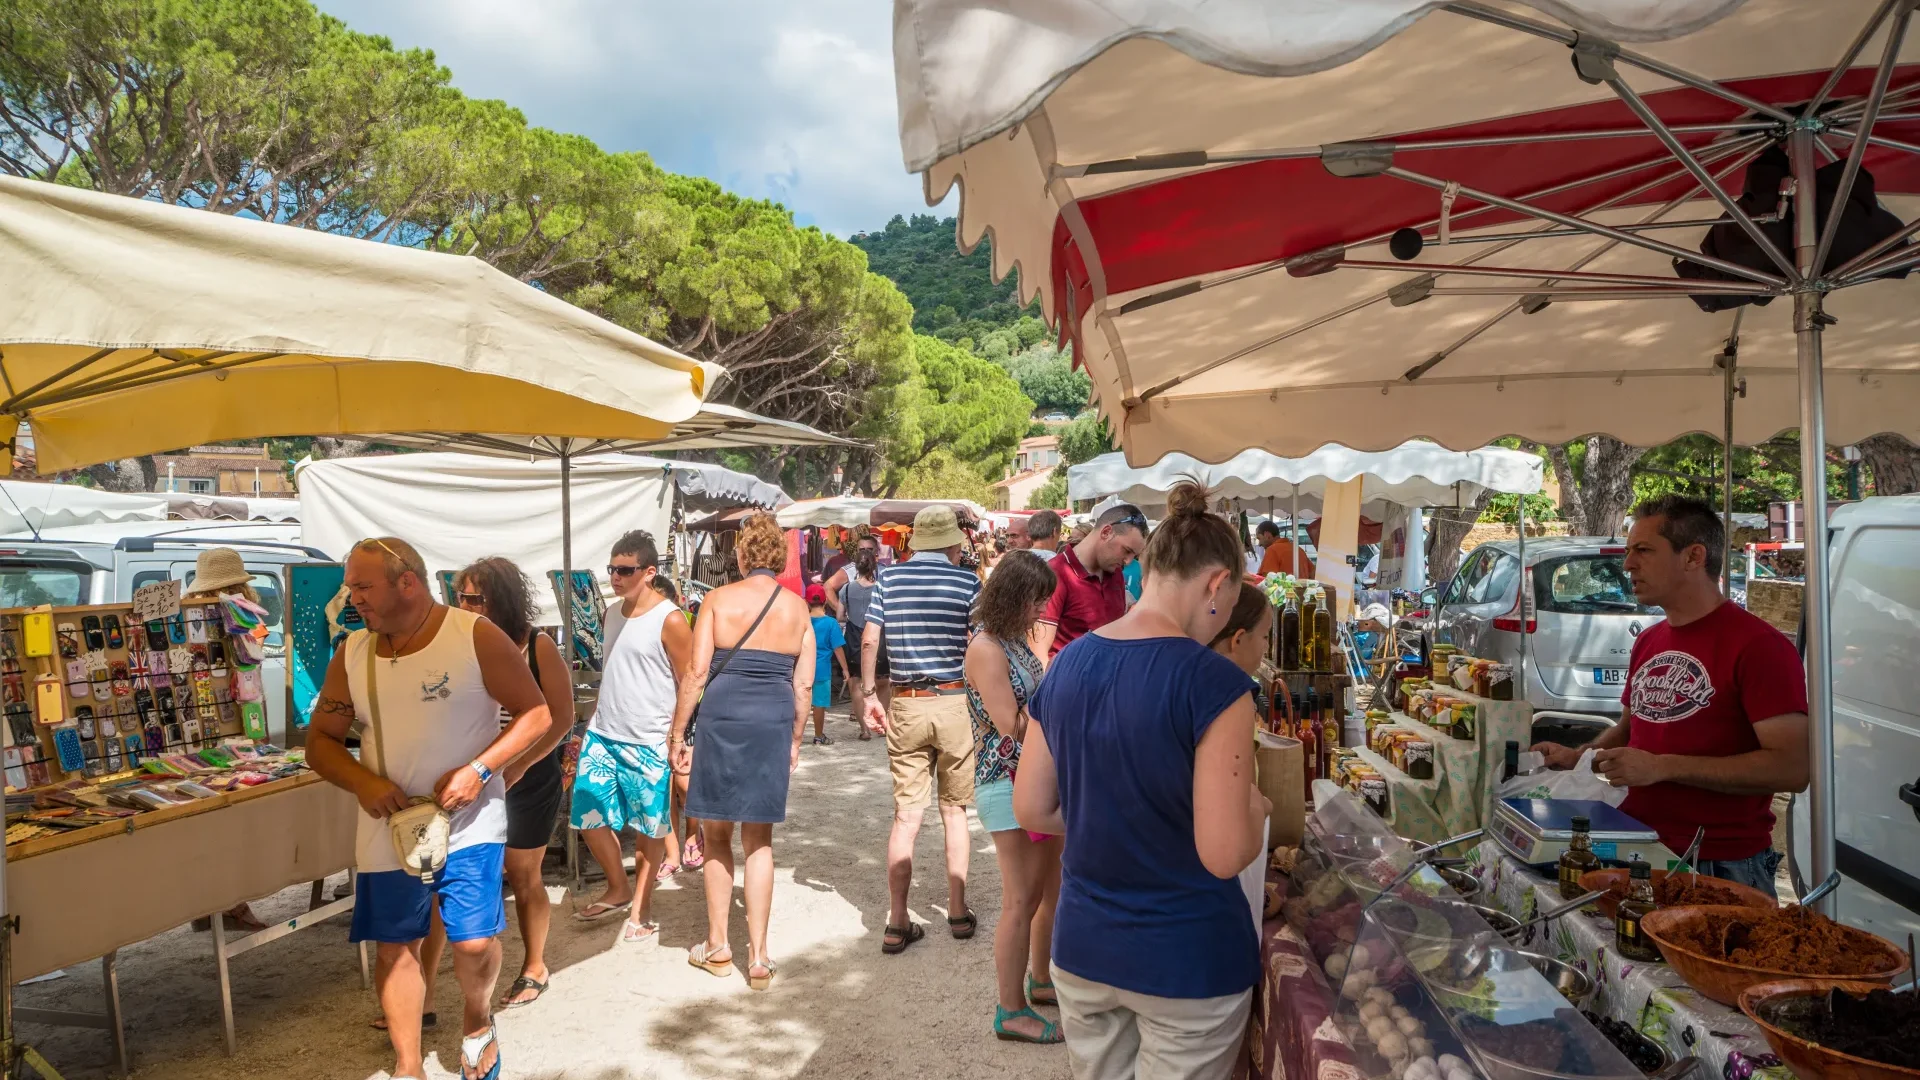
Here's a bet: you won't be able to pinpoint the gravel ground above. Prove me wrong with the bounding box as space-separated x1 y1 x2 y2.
16 705 1073 1080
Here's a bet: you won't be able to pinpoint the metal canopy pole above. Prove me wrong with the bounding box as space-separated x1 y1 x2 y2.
1290 488 1300 577
1718 316 1744 598
1790 127 1838 913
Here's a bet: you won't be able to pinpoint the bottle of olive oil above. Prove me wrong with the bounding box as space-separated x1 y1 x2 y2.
1299 588 1320 669
1558 815 1602 900
1311 597 1334 672
1614 857 1661 962
1279 592 1302 670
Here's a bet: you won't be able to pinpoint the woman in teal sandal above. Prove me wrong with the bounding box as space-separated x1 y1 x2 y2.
963 554 1064 1045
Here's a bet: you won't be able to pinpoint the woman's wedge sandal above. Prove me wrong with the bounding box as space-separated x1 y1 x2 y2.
687 942 734 976
746 958 777 991
994 1005 1064 1044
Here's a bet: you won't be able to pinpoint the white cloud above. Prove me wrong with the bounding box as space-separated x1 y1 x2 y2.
313 0 951 236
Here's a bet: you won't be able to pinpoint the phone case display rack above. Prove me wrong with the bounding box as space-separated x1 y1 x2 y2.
2 600 260 793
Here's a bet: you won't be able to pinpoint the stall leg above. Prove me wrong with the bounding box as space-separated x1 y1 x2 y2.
101 953 125 1080
357 942 370 992
210 914 236 1056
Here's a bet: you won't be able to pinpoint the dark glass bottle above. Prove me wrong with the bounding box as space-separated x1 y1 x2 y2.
1558 815 1603 900
1614 857 1661 962
1300 589 1320 668
1299 689 1319 783
1503 740 1520 782
1279 594 1301 670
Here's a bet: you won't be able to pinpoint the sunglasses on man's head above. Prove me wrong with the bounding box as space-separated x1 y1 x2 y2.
1111 508 1149 532
607 564 642 578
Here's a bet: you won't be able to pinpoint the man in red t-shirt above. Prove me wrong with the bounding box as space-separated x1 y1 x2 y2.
1531 494 1808 893
1032 504 1148 661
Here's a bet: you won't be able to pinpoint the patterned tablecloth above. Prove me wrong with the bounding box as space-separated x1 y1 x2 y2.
1463 843 1793 1080
1242 869 1363 1080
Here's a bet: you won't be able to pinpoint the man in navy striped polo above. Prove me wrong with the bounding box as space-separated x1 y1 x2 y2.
859 503 982 955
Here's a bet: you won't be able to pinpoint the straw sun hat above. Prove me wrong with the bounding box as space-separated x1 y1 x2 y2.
191 547 254 594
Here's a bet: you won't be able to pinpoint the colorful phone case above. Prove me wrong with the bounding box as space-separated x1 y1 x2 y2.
56 622 78 659
125 623 147 654
80 615 105 652
165 614 187 646
22 610 53 658
51 724 85 773
104 738 123 771
186 609 208 644
109 662 131 697
89 668 111 702
102 614 124 650
240 701 267 741
74 705 94 740
4 702 34 745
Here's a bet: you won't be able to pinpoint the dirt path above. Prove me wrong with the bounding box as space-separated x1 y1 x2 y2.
16 706 1072 1079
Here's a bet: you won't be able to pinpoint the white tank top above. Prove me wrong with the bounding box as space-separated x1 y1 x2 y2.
590 597 679 747
345 606 506 872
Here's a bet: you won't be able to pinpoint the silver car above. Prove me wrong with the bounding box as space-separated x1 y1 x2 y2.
1427 537 1656 717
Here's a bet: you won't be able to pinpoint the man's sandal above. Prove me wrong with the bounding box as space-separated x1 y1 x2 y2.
994 1005 1064 1044
688 942 734 976
571 900 626 922
881 922 925 954
1027 973 1057 1005
371 1011 434 1032
498 976 547 1010
949 910 978 939
460 1020 502 1080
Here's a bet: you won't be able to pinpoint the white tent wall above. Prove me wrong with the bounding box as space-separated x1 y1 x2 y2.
297 454 672 627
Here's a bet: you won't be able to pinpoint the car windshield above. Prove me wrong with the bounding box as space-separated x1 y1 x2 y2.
1533 554 1655 615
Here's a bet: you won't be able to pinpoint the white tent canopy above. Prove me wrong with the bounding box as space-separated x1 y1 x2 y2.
358 402 853 460
0 480 166 535
298 453 784 626
1068 442 1542 512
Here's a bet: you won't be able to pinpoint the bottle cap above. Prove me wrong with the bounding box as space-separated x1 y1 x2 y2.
1628 856 1650 878
1571 815 1591 830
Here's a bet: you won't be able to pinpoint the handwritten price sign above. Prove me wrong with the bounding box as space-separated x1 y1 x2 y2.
131 578 182 623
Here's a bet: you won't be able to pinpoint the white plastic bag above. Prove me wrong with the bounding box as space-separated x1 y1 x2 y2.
1497 748 1626 807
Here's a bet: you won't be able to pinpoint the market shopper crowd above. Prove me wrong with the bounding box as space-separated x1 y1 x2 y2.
296 485 1811 1080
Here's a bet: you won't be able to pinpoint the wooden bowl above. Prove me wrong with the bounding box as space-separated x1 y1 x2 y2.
1638 906 1909 1007
1739 979 1920 1080
1579 868 1777 919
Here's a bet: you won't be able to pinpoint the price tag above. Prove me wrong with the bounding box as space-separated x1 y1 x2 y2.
131 579 182 623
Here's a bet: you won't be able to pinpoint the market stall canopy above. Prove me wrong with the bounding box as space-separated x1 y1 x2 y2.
776 496 986 530
297 452 769 625
894 0 1920 463
1068 442 1543 512
0 175 719 473
359 402 853 460
164 494 301 523
0 480 166 535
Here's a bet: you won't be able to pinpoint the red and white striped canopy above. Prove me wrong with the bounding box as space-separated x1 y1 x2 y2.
894 0 1920 463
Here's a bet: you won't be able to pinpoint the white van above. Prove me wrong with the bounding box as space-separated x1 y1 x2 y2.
1788 496 1920 948
0 520 330 742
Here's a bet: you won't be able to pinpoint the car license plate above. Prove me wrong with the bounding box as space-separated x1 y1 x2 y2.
1594 667 1625 686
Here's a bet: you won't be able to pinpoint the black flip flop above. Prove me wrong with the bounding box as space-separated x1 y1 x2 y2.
949 911 978 940
881 922 925 954
498 975 548 1010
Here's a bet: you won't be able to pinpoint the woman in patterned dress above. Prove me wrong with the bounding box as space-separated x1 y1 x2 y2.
963 551 1062 1045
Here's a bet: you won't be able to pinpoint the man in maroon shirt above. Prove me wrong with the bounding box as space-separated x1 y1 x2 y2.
1033 504 1148 661
1532 495 1808 892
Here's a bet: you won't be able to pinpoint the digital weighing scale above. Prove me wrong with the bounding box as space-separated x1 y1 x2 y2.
1491 798 1677 870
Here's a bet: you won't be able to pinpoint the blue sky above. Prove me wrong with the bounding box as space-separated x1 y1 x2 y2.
313 0 950 237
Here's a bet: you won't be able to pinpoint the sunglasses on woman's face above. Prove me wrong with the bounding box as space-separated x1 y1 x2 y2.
456 592 487 608
607 564 641 578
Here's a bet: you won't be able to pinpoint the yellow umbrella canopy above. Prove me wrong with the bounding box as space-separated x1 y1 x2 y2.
0 175 719 473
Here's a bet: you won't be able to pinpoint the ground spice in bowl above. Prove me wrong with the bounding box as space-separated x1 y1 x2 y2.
1673 906 1899 975
1654 876 1745 907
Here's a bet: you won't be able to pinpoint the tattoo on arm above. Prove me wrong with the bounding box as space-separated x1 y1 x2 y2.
314 694 355 720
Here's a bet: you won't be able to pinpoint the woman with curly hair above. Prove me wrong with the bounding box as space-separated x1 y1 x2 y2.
965 550 1063 1044
454 557 573 1010
669 512 813 990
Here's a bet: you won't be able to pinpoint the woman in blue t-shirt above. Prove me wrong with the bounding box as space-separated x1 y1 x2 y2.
1017 482 1270 1079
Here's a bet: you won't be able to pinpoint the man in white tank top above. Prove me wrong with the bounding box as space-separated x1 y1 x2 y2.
568 530 692 943
307 538 558 1080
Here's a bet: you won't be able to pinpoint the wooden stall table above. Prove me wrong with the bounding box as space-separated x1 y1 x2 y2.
8 772 362 1071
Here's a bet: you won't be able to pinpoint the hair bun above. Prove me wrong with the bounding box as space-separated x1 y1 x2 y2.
1164 481 1213 519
